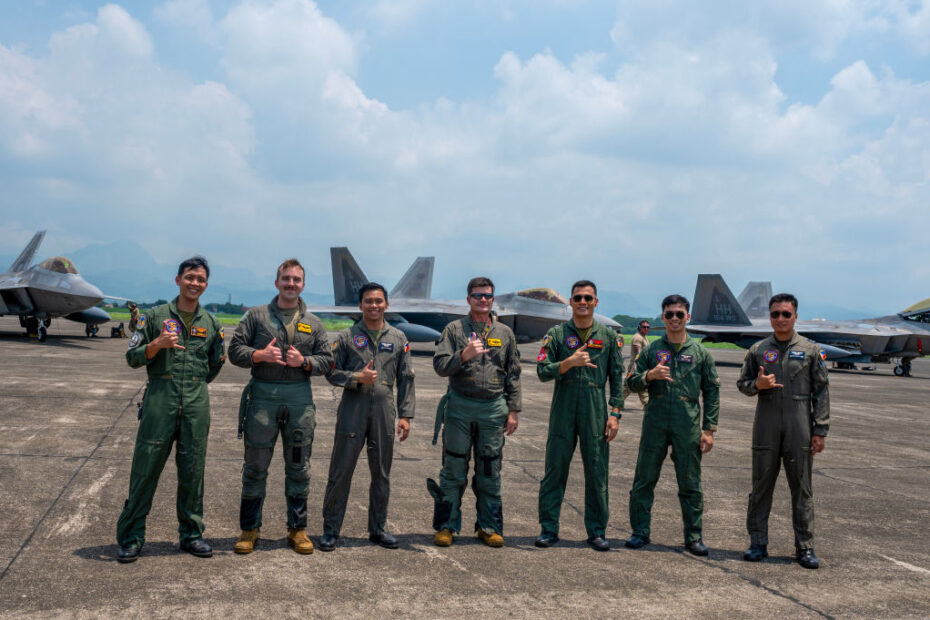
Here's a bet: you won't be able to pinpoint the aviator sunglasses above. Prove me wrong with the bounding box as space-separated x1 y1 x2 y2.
470 292 494 300
572 294 595 303
770 310 794 319
664 310 686 319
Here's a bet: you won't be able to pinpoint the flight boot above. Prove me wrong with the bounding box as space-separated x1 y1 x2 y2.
477 530 504 548
287 528 314 554
434 529 453 547
234 528 260 554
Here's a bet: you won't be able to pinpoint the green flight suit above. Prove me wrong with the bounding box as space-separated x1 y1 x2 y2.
736 333 829 550
227 297 332 530
117 298 226 547
536 321 624 538
626 335 720 543
323 322 415 536
429 316 521 535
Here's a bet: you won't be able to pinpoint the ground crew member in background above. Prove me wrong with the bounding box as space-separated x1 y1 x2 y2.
116 256 225 563
622 320 651 408
737 293 829 569
228 259 332 555
625 295 719 555
128 301 141 333
535 280 623 552
429 277 521 548
320 282 415 551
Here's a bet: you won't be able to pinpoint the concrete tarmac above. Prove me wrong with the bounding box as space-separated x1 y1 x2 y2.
0 316 928 618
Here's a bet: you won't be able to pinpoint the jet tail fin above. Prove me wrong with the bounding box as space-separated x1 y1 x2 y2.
331 247 370 306
691 274 752 326
737 281 773 319
390 256 434 299
8 231 46 273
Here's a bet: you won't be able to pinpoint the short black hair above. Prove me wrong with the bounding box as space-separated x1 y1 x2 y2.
662 294 690 312
178 256 209 279
639 320 650 327
571 280 597 296
769 293 798 311
359 282 388 303
467 277 495 295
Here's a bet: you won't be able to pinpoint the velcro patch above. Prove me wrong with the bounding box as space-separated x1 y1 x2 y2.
541 335 550 347
537 347 547 362
657 350 671 364
678 354 693 363
565 335 580 349
297 322 312 334
763 349 778 363
354 334 369 349
129 332 140 349
136 315 146 329
789 350 806 359
404 342 410 353
190 326 207 338
332 340 339 350
379 342 394 352
586 339 604 349
164 319 181 334
219 326 224 340
487 338 502 347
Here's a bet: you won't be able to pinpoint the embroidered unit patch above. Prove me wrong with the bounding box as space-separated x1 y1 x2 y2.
657 350 671 364
763 349 779 363
565 335 581 349
354 334 369 349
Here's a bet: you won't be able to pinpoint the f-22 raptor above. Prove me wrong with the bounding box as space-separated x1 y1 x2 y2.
312 248 622 343
0 231 112 341
688 274 930 376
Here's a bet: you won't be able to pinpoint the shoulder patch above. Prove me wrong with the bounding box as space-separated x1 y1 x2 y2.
332 340 339 350
136 314 147 329
219 326 225 340
128 332 141 349
404 342 410 353
537 346 547 362
541 334 550 347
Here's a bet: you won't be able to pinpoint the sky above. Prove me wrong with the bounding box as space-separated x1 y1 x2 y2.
1 0 929 313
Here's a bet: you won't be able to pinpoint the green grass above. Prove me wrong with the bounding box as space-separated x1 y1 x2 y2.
105 310 353 330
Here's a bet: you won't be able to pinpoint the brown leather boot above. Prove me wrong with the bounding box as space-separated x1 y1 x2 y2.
287 528 314 554
234 528 260 554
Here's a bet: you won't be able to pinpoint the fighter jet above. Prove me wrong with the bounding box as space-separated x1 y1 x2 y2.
688 274 930 376
312 248 622 343
0 231 113 341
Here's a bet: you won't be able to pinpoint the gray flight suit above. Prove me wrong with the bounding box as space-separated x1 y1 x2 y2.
736 333 830 550
323 322 415 537
228 297 332 530
429 316 521 535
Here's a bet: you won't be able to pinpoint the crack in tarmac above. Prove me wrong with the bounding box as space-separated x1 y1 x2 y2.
0 383 143 583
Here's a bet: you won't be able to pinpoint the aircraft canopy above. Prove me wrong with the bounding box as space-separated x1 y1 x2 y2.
516 288 569 305
38 257 79 274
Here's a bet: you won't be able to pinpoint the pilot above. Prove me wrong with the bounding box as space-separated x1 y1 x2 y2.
624 295 720 555
736 293 829 569
428 277 521 548
227 258 332 555
116 256 225 563
535 280 624 551
319 282 415 551
622 320 651 408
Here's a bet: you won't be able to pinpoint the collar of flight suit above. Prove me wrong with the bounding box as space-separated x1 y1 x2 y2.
760 331 802 350
355 319 390 344
168 296 206 323
657 332 697 353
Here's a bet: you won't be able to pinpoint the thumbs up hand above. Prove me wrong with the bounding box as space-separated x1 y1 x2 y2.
647 360 674 382
358 359 378 385
755 365 783 390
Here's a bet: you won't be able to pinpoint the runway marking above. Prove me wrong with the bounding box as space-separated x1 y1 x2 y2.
49 467 117 538
879 554 930 576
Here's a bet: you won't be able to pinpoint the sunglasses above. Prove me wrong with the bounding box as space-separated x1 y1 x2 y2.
664 311 686 320
770 310 794 319
640 325 651 330
572 294 595 303
470 293 494 300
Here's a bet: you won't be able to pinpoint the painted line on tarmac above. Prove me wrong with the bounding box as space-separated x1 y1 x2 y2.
879 554 930 576
414 544 493 588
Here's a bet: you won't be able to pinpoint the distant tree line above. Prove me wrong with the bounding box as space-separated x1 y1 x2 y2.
613 313 666 335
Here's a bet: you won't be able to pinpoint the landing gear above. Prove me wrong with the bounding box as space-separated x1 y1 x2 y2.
894 359 912 377
25 316 39 339
85 324 99 338
37 324 47 342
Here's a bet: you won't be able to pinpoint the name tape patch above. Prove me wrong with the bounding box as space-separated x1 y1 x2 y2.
297 322 312 334
586 339 604 349
487 338 502 347
379 342 394 352
678 353 693 363
789 350 806 359
190 326 207 338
